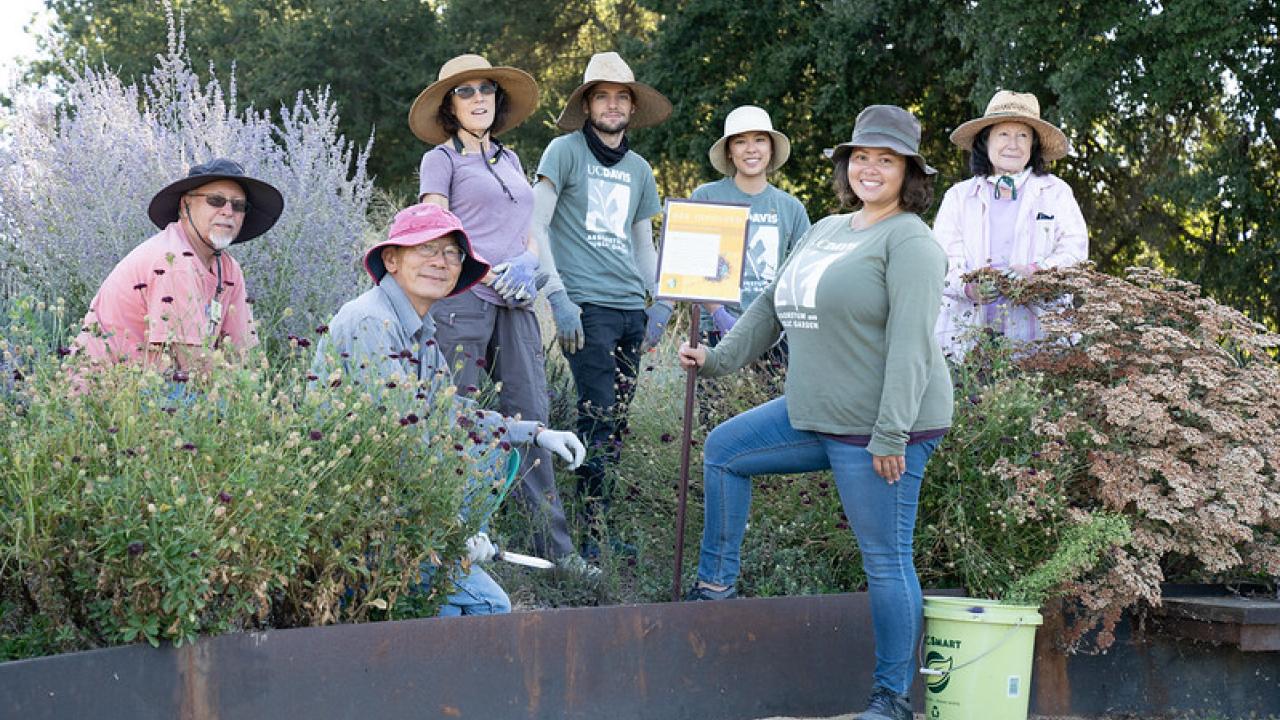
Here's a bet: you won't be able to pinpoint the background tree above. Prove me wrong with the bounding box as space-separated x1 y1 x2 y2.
30 0 1280 328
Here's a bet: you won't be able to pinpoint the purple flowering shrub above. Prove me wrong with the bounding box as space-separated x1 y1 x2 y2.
0 12 372 359
0 313 508 657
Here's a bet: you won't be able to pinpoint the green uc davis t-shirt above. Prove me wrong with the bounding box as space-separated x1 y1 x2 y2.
537 132 662 310
689 178 810 318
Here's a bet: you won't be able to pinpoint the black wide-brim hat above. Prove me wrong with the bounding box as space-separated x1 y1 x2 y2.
147 158 285 244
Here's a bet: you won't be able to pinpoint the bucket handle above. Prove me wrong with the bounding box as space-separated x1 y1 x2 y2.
918 619 1025 680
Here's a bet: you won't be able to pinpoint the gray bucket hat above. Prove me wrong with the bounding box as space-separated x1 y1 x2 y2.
830 105 936 175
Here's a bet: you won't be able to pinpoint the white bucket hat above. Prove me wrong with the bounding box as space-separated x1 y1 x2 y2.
707 105 792 176
555 52 671 131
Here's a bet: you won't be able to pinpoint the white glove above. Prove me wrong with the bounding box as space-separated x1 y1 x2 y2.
535 428 586 470
465 532 498 564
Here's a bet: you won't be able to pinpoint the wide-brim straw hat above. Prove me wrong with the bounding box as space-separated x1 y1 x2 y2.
949 90 1070 162
363 203 489 297
708 105 791 176
148 158 284 244
408 54 539 145
830 105 936 175
555 51 671 131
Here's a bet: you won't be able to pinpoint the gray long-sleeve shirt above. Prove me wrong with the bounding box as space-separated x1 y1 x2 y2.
309 276 540 445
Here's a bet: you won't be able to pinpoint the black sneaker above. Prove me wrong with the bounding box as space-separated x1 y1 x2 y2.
683 582 738 601
855 685 911 720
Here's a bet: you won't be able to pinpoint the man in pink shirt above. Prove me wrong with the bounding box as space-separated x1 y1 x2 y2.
73 159 284 375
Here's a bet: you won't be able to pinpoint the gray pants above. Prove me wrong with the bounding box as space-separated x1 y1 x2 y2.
430 291 574 559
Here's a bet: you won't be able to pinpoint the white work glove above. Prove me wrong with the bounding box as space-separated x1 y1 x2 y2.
535 428 586 470
465 532 498 564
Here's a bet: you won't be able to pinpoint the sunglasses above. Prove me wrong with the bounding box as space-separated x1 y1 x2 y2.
188 193 250 214
451 82 498 99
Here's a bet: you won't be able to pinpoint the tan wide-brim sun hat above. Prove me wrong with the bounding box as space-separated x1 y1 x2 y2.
555 51 672 132
708 105 791 176
949 90 1070 162
408 54 540 145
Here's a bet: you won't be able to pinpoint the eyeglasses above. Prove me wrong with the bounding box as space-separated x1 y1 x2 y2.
406 242 466 265
188 193 250 214
451 82 497 99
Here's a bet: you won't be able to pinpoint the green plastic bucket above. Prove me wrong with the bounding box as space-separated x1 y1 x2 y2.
920 596 1043 720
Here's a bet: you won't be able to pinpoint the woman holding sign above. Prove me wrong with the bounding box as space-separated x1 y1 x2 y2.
677 105 953 720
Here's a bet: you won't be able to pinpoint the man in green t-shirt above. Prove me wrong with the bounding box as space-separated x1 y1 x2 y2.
691 105 811 345
533 52 672 542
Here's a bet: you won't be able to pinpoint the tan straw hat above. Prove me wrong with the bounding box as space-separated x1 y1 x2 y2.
949 90 1070 162
408 54 539 145
555 51 671 131
708 105 791 176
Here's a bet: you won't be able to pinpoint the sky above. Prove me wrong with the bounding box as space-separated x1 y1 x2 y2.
0 0 52 90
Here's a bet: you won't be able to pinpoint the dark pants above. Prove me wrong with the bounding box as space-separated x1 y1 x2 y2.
430 292 574 560
564 303 646 524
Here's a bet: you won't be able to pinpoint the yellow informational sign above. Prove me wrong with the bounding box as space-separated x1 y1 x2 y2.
655 199 750 303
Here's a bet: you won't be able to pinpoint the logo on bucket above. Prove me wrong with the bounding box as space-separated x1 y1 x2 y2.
923 650 953 693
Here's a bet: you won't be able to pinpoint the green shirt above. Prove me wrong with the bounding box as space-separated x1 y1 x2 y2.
701 212 953 456
536 132 662 310
689 178 810 317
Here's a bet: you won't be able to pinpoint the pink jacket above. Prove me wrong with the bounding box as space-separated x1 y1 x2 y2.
932 173 1088 358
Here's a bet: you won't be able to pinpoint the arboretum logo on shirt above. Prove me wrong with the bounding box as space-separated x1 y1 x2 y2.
585 164 631 250
745 225 782 290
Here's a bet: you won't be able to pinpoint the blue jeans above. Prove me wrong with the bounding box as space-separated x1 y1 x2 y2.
436 564 511 617
696 397 940 694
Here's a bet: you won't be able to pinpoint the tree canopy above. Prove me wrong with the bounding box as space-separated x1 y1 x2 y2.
29 0 1280 328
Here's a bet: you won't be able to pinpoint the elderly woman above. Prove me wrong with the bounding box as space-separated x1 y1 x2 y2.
933 90 1089 359
678 105 952 720
408 55 588 574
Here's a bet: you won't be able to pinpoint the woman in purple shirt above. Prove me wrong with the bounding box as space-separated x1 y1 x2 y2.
408 55 588 573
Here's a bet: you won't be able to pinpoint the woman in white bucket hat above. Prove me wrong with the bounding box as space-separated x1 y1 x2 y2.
933 90 1089 360
691 105 810 346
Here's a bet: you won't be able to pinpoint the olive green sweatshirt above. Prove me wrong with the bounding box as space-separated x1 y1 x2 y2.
700 212 953 456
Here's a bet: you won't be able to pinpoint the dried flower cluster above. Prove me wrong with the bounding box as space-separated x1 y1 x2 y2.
982 264 1280 648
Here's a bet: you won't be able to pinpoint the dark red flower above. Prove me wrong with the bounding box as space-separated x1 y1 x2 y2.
306 373 318 381
660 433 673 443
296 338 311 348
172 370 190 383
107 427 119 434
181 442 197 452
314 324 329 335
218 491 233 504
385 381 397 389
475 357 488 368
127 541 145 557
308 430 323 441
405 413 419 424
56 346 71 356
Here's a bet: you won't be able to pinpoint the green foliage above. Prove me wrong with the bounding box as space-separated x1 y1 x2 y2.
0 295 499 658
31 1 1280 328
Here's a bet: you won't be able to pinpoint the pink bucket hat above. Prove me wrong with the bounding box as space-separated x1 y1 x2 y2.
363 203 489 296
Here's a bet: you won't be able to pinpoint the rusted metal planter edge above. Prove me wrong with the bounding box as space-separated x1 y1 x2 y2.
3 589 1278 719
